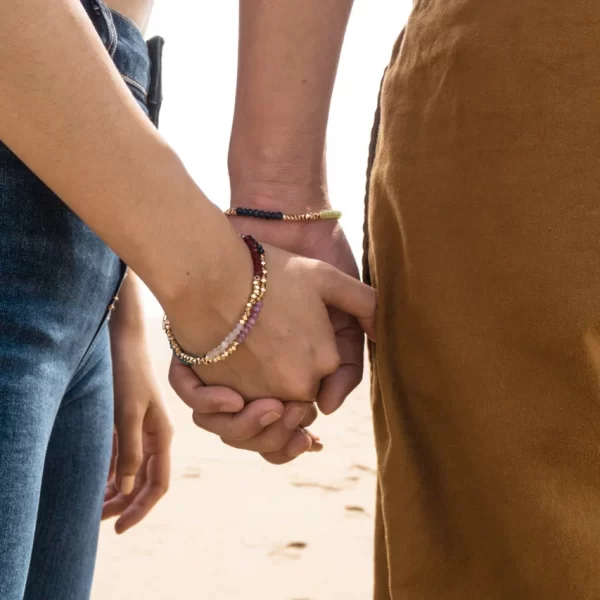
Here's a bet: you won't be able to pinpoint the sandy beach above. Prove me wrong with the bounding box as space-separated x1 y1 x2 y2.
92 319 377 600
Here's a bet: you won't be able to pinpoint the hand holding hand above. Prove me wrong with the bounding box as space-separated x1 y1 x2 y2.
169 356 323 465
168 242 375 404
227 207 366 414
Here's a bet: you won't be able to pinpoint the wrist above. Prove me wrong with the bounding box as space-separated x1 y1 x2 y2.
228 136 328 212
161 231 256 358
229 179 330 214
110 324 149 361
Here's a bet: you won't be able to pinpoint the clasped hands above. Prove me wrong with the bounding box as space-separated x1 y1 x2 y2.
169 214 376 465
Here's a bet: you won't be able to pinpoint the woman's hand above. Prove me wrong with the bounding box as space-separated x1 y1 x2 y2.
168 243 376 404
103 327 174 534
226 190 365 415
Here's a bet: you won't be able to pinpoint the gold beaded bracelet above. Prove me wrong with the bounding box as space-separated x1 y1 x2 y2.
225 207 342 221
163 235 267 366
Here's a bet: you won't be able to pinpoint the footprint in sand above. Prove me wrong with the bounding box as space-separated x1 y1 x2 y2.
345 505 370 517
292 481 343 492
351 463 376 475
181 467 202 479
269 541 308 561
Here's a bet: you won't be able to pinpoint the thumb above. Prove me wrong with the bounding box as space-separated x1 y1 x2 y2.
114 406 144 495
319 265 377 341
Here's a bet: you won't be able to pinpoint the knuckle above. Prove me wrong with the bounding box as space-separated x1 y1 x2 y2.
319 351 341 376
290 372 319 403
294 382 316 403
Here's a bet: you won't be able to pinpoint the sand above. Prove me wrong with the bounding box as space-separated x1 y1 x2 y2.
92 320 377 600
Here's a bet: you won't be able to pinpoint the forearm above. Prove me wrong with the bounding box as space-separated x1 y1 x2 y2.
229 0 353 208
0 0 244 308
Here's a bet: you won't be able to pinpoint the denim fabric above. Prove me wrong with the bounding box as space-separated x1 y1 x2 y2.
0 2 155 598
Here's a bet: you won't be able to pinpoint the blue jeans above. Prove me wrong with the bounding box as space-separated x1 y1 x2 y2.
0 3 159 598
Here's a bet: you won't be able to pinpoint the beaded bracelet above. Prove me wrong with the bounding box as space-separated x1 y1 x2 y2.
225 207 342 221
162 235 267 366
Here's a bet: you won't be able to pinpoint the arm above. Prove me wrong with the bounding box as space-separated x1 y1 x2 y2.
180 1 362 461
0 0 375 405
0 0 245 314
225 0 363 415
229 0 354 209
107 272 173 526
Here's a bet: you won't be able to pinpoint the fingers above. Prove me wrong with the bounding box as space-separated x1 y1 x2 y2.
317 324 364 415
103 403 173 533
318 265 377 342
107 431 117 483
102 479 119 514
192 397 285 440
114 406 144 495
114 448 170 534
317 365 363 416
169 356 245 414
102 463 145 521
260 429 314 465
222 402 317 454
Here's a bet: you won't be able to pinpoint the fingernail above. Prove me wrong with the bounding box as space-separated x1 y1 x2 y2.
259 411 282 428
309 441 324 452
119 476 135 496
284 406 308 429
219 402 241 413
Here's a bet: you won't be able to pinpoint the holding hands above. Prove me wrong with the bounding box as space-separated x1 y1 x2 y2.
168 188 376 464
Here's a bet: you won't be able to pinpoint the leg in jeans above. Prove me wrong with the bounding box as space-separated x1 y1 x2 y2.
0 2 156 596
23 327 114 600
0 363 68 600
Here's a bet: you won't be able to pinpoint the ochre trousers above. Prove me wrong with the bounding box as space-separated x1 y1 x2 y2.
366 1 600 597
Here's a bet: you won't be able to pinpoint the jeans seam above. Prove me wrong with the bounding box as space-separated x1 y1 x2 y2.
109 9 144 36
105 9 118 56
122 74 148 97
94 0 118 56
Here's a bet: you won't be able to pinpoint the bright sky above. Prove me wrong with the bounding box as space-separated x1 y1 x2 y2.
143 1 411 315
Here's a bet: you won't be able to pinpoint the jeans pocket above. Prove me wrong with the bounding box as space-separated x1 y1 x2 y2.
90 0 118 56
